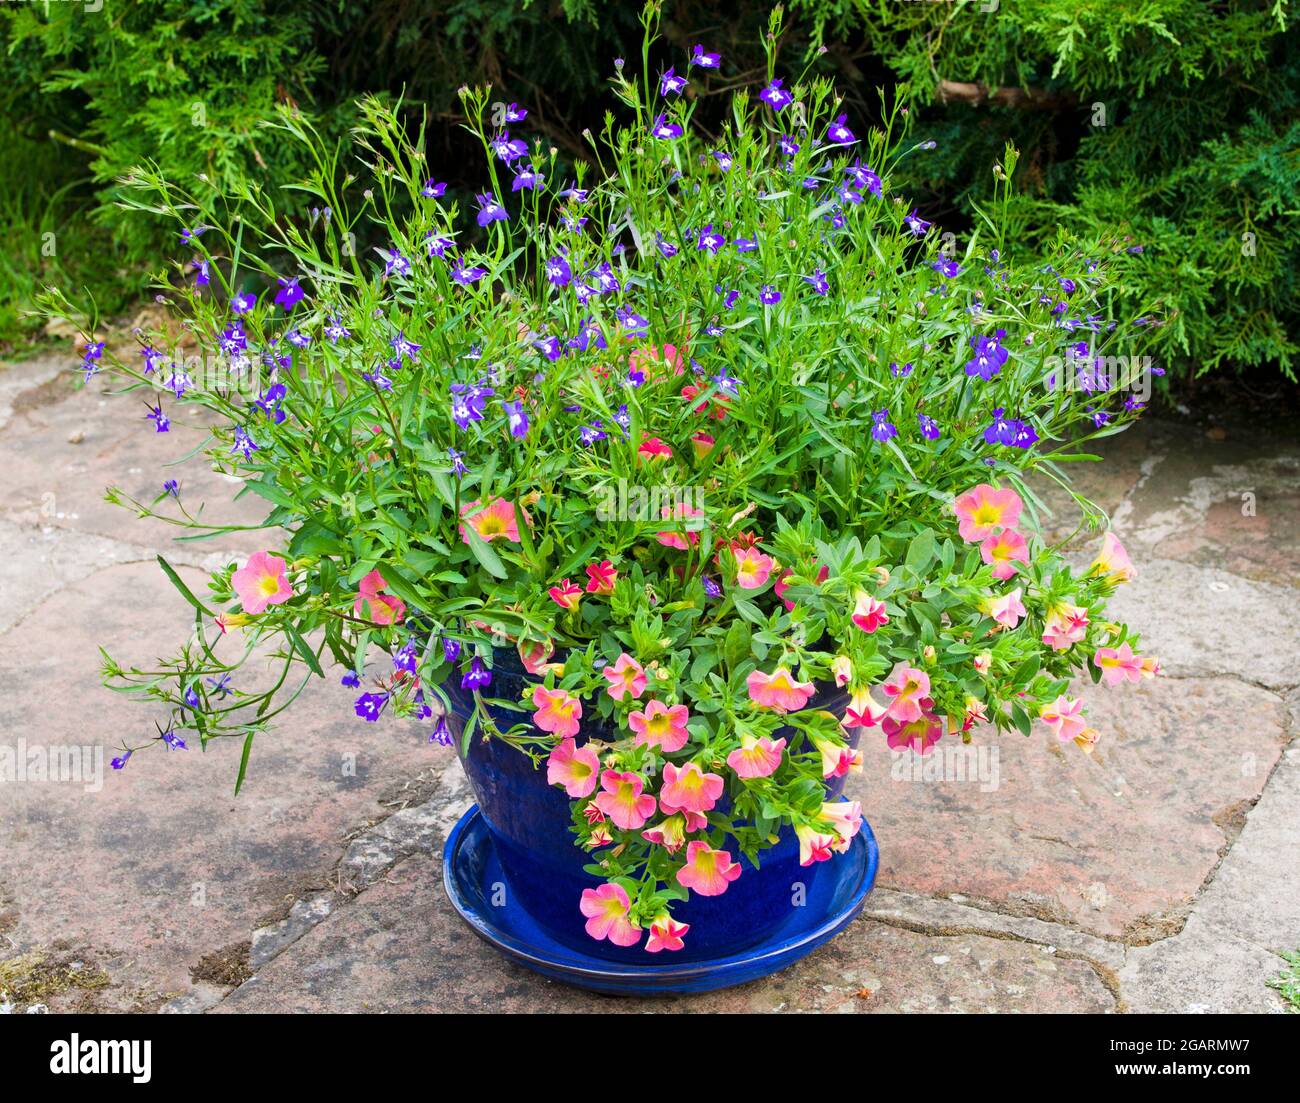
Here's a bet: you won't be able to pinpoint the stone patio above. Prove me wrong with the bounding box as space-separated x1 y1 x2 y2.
1 352 1296 1014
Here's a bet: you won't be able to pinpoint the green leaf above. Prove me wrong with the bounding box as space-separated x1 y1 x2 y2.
462 521 508 579
233 731 256 796
286 623 324 676
156 555 213 616
905 529 935 576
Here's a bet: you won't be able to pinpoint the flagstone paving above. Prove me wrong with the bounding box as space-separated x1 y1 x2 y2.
0 352 1296 1014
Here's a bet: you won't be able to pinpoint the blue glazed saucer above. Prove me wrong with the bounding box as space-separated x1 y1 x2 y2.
442 805 880 995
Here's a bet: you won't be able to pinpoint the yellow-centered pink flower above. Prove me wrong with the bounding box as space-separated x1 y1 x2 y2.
675 841 741 897
546 739 600 797
953 483 1024 543
532 686 583 739
628 698 690 751
579 883 640 946
593 769 657 830
231 550 293 614
746 666 816 712
602 653 648 701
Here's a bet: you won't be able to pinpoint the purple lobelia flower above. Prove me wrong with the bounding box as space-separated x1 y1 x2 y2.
689 44 720 68
660 67 687 95
426 234 455 259
450 382 492 430
442 636 461 664
983 408 1017 446
844 161 881 196
651 114 683 140
111 751 132 770
759 284 781 306
917 413 941 441
422 179 447 198
146 404 170 433
697 225 725 253
504 102 528 122
192 258 210 286
904 209 931 236
891 361 914 378
207 674 232 698
381 249 411 278
512 163 544 191
354 692 388 722
393 641 418 675
760 78 793 110
142 345 168 373
429 716 454 746
657 234 678 259
827 114 856 143
163 479 180 497
579 421 607 446
545 255 572 287
503 399 529 438
701 576 723 598
712 150 734 172
461 657 491 691
340 670 361 688
160 728 188 751
448 448 468 477
274 276 306 310
451 261 487 286
231 426 259 459
391 331 422 362
476 193 508 226
965 330 1009 380
871 409 898 443
932 258 961 279
231 290 257 314
804 269 829 295
777 135 800 157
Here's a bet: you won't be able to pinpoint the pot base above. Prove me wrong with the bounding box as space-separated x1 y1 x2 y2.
442 804 880 995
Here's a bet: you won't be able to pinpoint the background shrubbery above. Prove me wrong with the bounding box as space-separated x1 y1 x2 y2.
2 0 1296 382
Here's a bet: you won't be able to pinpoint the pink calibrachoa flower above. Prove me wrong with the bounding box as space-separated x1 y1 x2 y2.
746 667 817 713
851 590 889 633
773 563 829 611
659 761 724 813
659 803 708 832
883 712 944 756
1094 642 1144 686
1040 695 1087 744
1071 727 1101 754
973 651 992 674
822 800 863 853
587 823 614 847
546 739 600 798
231 550 293 614
964 696 990 729
811 734 863 779
733 546 777 589
675 841 741 897
532 685 583 739
548 578 582 610
980 527 1029 580
726 734 786 778
1140 656 1161 678
881 661 931 723
655 502 704 549
582 802 605 825
691 431 715 460
637 436 674 462
593 769 657 830
629 342 685 380
579 883 640 946
642 814 687 852
1091 531 1136 583
584 559 618 594
1042 601 1090 651
831 655 853 686
602 653 648 701
842 688 888 730
628 699 690 752
352 569 406 625
645 913 689 953
796 824 837 866
459 497 520 543
518 638 554 675
953 483 1024 543
986 586 1027 629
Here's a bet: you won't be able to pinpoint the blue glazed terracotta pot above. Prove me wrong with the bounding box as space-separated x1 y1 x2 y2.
444 650 859 963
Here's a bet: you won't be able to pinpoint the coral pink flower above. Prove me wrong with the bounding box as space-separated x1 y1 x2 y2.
659 761 724 813
628 699 690 752
980 528 1029 580
585 559 618 594
532 686 583 739
953 483 1024 543
587 824 614 847
1091 531 1136 583
518 638 554 675
231 550 293 615
1042 601 1089 651
642 815 687 852
821 800 863 852
774 564 829 611
1094 642 1144 686
548 578 582 610
602 653 648 702
973 651 992 674
734 547 777 589
593 769 657 830
645 913 689 953
682 382 728 420
986 586 1027 629
881 661 931 723
637 437 674 462
883 712 944 756
831 655 853 687
851 590 889 633
691 432 715 460
726 735 786 778
811 734 863 779
546 739 600 798
746 667 817 713
1040 695 1087 744
629 342 685 380
353 569 405 625
675 841 741 896
655 502 705 549
659 803 708 832
796 824 837 867
842 688 888 730
1140 656 1161 678
459 497 521 543
579 883 640 946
